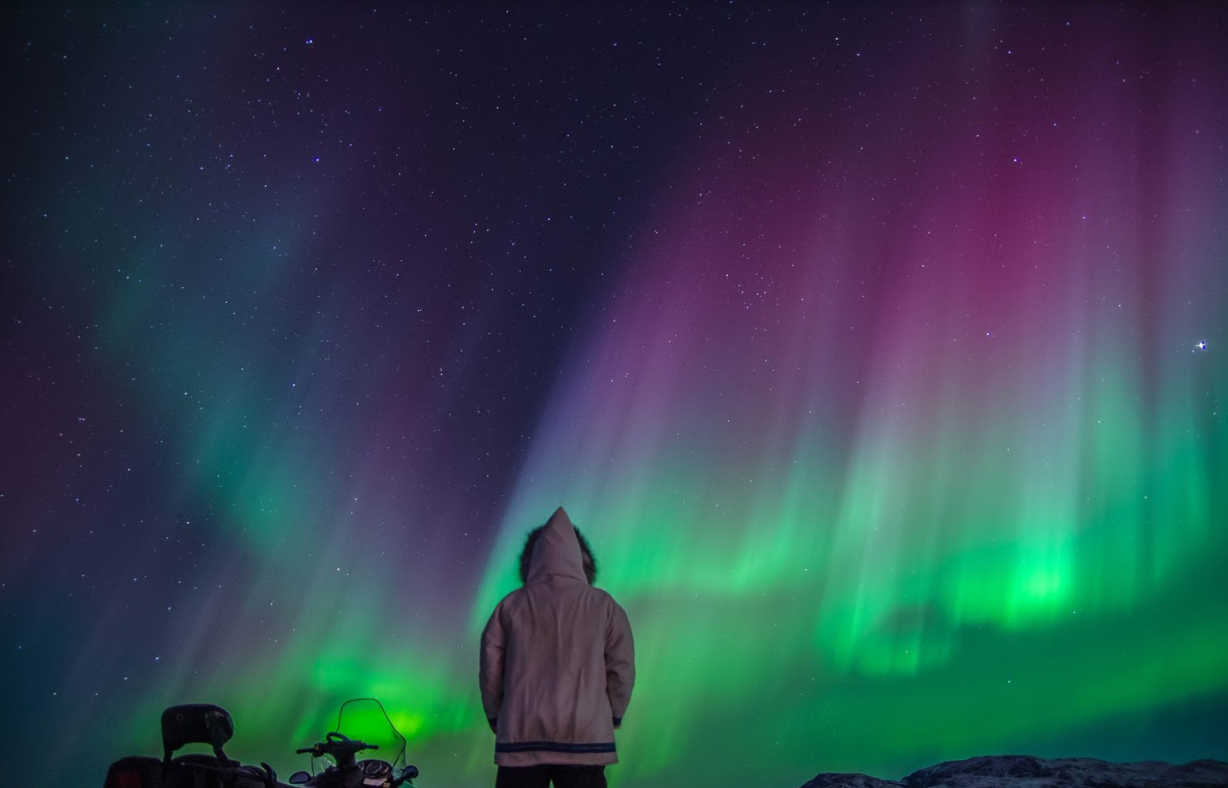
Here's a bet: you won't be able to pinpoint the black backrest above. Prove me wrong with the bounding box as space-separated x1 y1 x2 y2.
160 704 235 764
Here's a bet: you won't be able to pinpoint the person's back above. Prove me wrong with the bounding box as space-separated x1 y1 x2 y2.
480 508 635 788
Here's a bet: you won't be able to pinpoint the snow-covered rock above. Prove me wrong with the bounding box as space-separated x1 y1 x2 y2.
798 774 904 788
799 755 1228 788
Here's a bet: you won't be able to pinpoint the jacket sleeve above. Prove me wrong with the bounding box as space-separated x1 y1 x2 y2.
479 602 506 729
604 601 635 725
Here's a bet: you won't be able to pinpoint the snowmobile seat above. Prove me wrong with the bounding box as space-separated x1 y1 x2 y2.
162 754 228 788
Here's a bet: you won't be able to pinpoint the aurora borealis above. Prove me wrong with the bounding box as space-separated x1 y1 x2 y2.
3 4 1226 787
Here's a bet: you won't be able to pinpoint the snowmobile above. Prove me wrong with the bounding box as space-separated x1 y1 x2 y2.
102 697 419 788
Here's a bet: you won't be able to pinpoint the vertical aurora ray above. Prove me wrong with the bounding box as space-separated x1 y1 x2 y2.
471 12 1228 786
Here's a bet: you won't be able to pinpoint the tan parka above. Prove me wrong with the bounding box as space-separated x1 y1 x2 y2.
479 508 635 766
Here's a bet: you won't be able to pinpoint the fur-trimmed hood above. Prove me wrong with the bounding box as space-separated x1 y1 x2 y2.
526 507 587 585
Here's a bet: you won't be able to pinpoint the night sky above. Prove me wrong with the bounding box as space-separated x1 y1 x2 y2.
3 3 1227 788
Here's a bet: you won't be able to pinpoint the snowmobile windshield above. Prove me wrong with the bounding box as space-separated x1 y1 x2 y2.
333 697 408 771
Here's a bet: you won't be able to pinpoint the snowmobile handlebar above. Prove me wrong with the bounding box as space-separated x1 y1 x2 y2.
295 731 378 761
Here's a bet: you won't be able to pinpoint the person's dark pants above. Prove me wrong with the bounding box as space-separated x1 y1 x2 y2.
495 764 607 788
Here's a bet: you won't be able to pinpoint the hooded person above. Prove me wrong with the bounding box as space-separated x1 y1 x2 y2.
479 507 635 788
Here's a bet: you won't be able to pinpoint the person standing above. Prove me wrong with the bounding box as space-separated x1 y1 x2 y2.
480 507 635 788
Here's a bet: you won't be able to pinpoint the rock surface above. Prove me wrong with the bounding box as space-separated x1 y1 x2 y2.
799 755 1228 788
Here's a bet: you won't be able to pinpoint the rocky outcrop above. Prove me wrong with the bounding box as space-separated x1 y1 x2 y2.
799 775 903 788
799 755 1228 788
